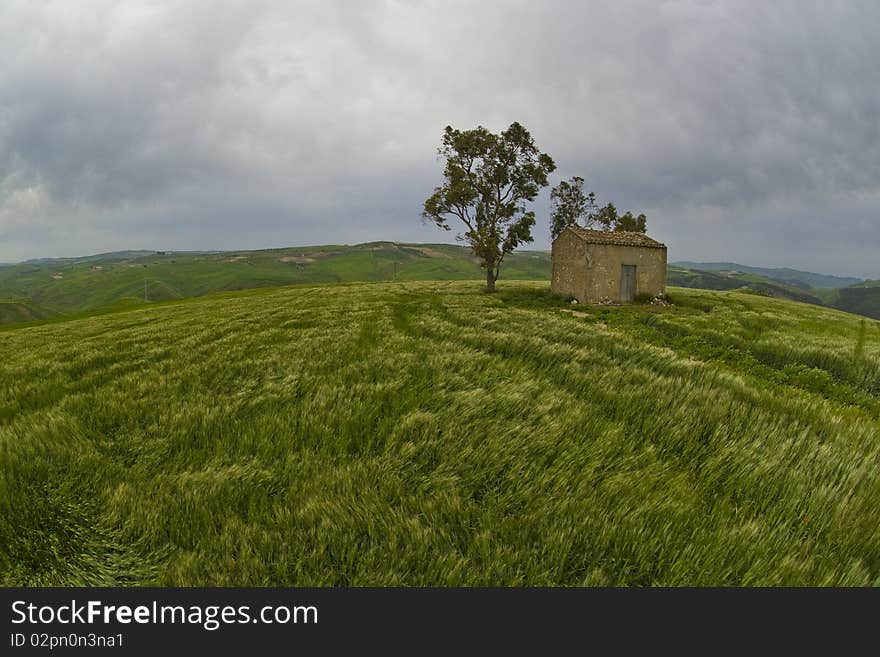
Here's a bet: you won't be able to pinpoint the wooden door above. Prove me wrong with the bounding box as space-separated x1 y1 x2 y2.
620 265 636 301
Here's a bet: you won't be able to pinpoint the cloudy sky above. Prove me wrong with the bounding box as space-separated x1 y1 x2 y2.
1 1 878 277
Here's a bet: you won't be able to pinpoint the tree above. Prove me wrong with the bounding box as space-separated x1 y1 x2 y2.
593 203 619 230
549 176 598 240
613 211 647 233
423 122 556 292
551 190 649 236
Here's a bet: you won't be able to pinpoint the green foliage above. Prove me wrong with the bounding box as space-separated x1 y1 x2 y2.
549 176 597 240
613 211 648 233
594 203 648 233
1 281 879 585
593 202 618 229
549 179 649 237
422 122 556 291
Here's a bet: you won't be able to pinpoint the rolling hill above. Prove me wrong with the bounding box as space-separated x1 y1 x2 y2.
668 264 880 320
2 245 878 326
0 242 551 324
824 283 880 320
0 299 56 324
1 281 878 585
666 266 826 306
672 261 863 289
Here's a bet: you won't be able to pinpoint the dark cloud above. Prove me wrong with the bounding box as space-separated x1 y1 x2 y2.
1 1 878 277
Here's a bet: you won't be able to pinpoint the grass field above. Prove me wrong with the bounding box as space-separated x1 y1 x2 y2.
1 280 879 585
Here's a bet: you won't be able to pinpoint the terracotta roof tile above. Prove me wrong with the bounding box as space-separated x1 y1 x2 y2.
566 226 667 249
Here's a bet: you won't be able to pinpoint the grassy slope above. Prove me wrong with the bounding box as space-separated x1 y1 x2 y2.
1 281 878 586
0 243 551 322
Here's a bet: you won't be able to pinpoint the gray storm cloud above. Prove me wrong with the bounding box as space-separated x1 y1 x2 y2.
1 0 878 277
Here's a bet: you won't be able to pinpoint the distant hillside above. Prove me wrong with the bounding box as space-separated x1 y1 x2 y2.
0 242 552 324
821 285 880 320
20 250 158 266
0 299 56 324
667 267 825 306
3 243 876 326
673 261 863 289
669 265 880 320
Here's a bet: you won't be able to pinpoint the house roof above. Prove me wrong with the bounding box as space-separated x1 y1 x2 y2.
565 226 667 249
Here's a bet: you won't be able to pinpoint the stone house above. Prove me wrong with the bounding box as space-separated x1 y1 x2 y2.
551 226 667 303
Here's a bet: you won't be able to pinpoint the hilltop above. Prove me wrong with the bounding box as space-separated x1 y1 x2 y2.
1 281 878 585
2 245 878 325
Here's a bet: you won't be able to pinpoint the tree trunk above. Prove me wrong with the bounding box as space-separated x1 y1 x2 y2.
485 269 496 293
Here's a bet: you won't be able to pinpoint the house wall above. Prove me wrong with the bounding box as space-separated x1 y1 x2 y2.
551 230 589 300
582 243 667 302
551 230 668 303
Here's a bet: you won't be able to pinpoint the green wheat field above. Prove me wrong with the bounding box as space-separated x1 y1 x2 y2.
1 280 879 585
